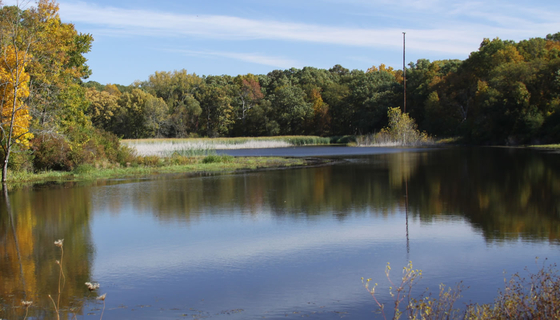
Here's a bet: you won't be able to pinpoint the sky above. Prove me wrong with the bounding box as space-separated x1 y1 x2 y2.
6 0 560 85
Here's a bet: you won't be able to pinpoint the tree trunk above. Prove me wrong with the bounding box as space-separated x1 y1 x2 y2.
2 154 9 184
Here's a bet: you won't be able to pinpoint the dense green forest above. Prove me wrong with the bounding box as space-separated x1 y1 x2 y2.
84 33 560 145
1 1 559 179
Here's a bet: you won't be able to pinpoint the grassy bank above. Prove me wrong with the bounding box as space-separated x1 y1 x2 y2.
529 144 560 149
7 156 311 187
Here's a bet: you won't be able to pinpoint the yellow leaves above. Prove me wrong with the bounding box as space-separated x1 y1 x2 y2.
23 0 90 88
0 45 32 148
545 40 560 52
367 63 395 74
368 63 404 83
104 84 122 97
493 45 524 65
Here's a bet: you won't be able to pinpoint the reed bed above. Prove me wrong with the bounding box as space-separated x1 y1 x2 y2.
123 136 331 157
356 132 435 147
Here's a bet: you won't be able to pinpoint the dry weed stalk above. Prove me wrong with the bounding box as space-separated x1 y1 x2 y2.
49 239 65 320
363 261 463 320
21 300 32 320
97 293 107 320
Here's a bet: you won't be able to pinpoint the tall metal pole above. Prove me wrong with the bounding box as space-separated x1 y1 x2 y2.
403 32 407 114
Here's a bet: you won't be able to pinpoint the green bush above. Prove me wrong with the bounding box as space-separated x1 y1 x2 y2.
202 154 234 164
5 147 33 172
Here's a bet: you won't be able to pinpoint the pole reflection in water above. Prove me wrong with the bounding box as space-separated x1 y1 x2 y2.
405 178 410 257
0 147 559 319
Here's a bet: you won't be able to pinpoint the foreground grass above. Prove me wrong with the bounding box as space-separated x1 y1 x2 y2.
366 260 560 320
7 156 310 186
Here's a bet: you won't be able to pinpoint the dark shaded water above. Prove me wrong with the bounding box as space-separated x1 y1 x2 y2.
1 147 560 319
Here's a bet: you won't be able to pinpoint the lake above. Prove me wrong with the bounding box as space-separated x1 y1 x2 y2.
1 146 559 319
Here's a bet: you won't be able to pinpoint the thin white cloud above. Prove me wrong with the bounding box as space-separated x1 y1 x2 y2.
169 49 302 69
55 1 509 55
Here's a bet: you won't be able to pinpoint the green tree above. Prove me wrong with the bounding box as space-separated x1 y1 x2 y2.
270 85 312 135
196 76 234 137
113 89 167 138
85 87 120 130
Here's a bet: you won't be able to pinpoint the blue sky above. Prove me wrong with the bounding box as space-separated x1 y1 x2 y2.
8 0 560 85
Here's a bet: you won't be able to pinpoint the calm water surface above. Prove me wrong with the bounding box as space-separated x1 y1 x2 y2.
1 147 560 319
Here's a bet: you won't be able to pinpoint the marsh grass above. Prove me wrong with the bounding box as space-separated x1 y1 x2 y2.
123 136 333 157
356 131 434 147
530 144 560 149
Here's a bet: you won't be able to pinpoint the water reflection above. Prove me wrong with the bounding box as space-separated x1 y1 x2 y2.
407 148 560 242
93 148 560 243
0 147 559 319
0 186 95 319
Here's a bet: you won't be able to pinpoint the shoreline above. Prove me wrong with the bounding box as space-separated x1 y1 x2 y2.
6 156 333 190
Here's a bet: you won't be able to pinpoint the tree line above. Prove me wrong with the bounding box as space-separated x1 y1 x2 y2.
1 0 559 180
84 33 560 145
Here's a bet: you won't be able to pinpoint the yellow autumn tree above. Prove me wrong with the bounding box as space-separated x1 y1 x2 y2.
0 0 93 183
0 45 33 183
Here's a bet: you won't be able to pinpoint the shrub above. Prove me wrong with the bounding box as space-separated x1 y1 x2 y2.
363 262 464 320
357 107 433 146
116 144 137 166
169 154 197 165
365 259 560 320
32 126 138 171
5 146 33 172
31 133 74 171
137 155 162 167
465 260 560 319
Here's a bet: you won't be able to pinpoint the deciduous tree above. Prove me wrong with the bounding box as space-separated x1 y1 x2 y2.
0 46 32 182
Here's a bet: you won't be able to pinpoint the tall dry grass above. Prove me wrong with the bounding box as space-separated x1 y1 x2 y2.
123 136 331 157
